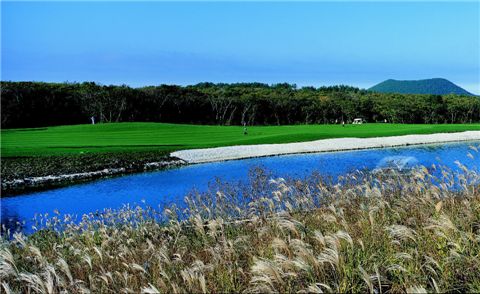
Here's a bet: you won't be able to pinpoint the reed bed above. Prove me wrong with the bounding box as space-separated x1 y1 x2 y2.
1 154 480 293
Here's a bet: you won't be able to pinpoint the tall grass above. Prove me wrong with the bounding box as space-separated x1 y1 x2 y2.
1 155 479 293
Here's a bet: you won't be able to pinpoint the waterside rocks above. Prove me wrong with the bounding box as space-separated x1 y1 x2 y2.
2 159 185 195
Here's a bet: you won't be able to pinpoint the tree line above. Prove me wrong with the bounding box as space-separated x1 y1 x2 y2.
1 81 479 128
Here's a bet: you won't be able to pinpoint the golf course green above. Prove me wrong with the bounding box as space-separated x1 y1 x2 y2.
2 122 479 157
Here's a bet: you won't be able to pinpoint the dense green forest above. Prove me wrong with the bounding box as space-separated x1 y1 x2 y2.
1 81 479 128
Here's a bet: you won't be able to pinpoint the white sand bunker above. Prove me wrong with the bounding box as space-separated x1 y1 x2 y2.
171 131 480 164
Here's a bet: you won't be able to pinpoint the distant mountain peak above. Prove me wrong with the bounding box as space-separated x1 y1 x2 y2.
369 78 474 96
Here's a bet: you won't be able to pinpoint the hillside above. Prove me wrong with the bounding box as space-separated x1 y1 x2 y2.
369 78 474 96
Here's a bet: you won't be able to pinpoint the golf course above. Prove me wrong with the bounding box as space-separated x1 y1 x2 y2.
3 1 480 291
2 122 480 157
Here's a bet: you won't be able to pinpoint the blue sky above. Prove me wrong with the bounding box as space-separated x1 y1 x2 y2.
2 1 479 93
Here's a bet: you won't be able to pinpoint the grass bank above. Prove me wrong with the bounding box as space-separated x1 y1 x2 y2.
1 162 479 292
2 122 479 157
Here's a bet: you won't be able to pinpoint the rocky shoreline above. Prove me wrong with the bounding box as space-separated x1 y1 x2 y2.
2 159 185 196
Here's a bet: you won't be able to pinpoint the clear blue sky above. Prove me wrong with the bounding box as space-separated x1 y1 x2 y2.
2 1 479 93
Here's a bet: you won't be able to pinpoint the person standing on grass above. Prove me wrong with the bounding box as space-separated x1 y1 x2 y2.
342 120 345 127
243 121 248 135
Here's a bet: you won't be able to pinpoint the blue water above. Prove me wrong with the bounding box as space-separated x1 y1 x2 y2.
1 141 479 233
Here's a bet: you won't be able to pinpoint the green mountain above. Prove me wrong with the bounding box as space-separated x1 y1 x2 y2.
369 78 474 96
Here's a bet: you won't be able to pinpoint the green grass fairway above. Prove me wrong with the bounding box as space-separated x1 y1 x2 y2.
2 122 479 157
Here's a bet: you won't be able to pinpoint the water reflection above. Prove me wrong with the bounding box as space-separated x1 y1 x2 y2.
375 156 419 171
1 141 479 233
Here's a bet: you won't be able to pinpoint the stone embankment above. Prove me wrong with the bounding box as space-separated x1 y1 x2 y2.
2 159 185 195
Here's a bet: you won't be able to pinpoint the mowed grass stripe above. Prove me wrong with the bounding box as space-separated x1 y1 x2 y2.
2 122 479 157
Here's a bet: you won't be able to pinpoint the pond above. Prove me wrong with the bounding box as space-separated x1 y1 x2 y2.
1 141 479 233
